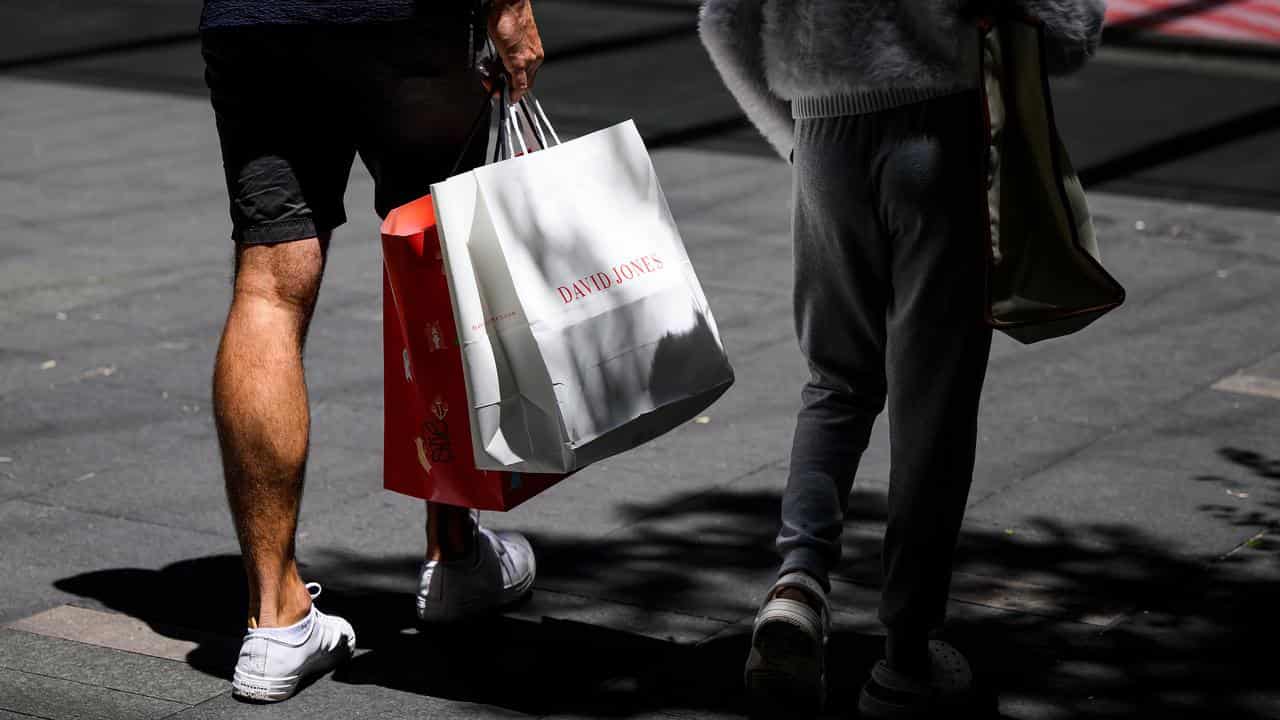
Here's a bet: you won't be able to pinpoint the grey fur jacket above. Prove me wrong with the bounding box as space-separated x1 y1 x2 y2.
699 0 1106 158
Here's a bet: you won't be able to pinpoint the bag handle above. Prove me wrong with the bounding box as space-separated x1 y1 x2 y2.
449 74 563 174
494 83 562 162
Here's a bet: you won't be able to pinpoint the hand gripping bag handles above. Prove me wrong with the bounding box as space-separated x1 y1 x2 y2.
384 85 734 508
978 17 1125 344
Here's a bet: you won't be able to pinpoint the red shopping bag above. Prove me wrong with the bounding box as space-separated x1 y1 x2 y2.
381 195 566 510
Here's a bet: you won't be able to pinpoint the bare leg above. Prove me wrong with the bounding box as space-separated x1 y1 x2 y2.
214 236 328 629
425 502 477 562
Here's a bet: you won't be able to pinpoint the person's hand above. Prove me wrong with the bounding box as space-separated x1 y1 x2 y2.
488 0 544 102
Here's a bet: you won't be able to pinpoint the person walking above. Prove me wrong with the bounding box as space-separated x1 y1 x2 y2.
699 0 1104 716
200 0 544 702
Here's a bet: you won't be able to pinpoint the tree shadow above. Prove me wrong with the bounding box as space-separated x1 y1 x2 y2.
50 445 1280 717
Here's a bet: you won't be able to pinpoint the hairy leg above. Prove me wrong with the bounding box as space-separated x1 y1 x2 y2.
214 235 328 628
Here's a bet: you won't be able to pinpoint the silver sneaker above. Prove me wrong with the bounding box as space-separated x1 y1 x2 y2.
232 583 355 703
416 525 536 623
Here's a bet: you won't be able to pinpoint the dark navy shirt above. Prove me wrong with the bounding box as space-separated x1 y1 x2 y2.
200 1 449 30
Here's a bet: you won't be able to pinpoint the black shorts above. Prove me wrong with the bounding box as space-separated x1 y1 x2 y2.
202 15 491 245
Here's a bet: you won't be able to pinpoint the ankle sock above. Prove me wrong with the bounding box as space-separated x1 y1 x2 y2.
250 607 315 645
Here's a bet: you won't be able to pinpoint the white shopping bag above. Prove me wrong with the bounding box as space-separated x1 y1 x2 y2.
431 97 734 474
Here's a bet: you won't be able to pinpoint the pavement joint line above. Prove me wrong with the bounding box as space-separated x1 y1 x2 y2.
965 426 1111 508
1143 238 1280 269
5 188 228 228
1079 256 1246 320
547 24 697 66
832 573 1136 630
1096 175 1280 210
156 690 230 720
4 609 216 663
732 332 804 361
0 256 221 303
0 32 199 72
105 382 208 406
14 495 234 542
947 594 1137 630
698 279 789 298
1080 101 1280 188
1096 45 1280 80
1087 218 1280 269
0 657 196 707
0 142 216 183
970 334 1280 510
526 585 743 628
693 612 756 645
0 708 49 720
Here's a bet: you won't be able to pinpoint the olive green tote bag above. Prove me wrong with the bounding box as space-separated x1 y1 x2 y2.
979 17 1125 344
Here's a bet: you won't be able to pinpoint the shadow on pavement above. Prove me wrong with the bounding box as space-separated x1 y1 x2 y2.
51 445 1280 718
53 554 246 679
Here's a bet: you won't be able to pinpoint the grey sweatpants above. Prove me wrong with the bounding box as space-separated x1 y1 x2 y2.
776 90 993 635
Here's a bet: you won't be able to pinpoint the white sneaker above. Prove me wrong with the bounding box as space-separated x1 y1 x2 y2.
416 525 536 623
744 572 830 717
231 583 356 703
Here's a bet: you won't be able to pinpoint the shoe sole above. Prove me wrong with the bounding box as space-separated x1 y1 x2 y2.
416 545 537 624
232 669 303 703
231 642 354 703
416 577 534 624
744 611 825 717
857 683 922 720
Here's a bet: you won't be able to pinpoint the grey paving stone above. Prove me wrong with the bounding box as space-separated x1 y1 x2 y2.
3 55 1280 720
679 221 793 293
0 627 224 705
0 146 223 231
506 587 728 645
0 665 186 720
0 313 207 399
168 680 530 719
0 80 213 183
652 149 791 240
0 462 21 503
0 499 238 624
70 267 229 338
537 0 696 51
309 400 383 454
17 41 208 97
8 605 214 664
1052 54 1279 174
32 420 381 536
0 0 199 65
519 463 789 625
534 34 738 143
970 417 1105 508
0 383 203 497
1052 50 1280 209
0 243 224 327
966 442 1277 563
982 251 1280 430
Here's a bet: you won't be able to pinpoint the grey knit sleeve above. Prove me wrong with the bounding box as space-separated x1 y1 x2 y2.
698 0 795 160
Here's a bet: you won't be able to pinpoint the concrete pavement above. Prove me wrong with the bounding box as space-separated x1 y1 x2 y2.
4 5 1280 717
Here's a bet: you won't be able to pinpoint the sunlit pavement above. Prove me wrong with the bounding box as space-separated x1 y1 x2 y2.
3 2 1280 718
